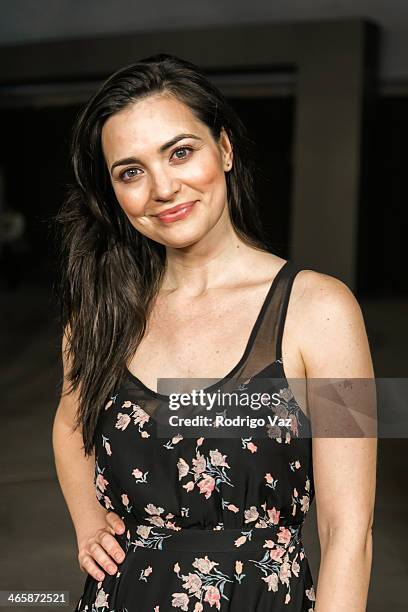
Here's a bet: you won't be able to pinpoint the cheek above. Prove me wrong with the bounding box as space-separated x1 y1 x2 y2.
112 184 147 216
187 157 223 189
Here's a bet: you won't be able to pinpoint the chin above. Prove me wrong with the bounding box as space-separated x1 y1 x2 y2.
159 223 213 248
162 233 207 249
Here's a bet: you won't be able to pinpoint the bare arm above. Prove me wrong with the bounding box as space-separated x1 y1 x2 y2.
300 272 377 612
52 326 125 581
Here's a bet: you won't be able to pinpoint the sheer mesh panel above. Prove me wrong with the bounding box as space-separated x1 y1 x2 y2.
233 261 301 380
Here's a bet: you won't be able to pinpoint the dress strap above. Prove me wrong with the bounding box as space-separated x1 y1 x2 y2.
233 260 304 381
275 262 303 362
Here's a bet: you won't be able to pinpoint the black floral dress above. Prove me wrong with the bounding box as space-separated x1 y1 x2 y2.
74 260 316 612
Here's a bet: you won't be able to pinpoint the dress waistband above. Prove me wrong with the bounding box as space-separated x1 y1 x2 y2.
117 516 304 553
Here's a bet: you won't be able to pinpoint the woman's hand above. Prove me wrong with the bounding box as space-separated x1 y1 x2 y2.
77 512 126 582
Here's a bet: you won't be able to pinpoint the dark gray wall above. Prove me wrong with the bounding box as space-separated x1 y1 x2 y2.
0 0 406 79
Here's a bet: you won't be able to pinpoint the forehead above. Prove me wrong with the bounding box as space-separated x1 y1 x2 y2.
101 94 205 158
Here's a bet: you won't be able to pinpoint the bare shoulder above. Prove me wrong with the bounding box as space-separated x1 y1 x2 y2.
291 269 374 378
294 268 360 313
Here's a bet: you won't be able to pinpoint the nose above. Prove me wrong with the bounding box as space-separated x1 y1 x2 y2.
150 166 181 201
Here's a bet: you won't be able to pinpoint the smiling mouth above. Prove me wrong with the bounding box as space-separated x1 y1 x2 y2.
154 201 197 223
155 201 197 218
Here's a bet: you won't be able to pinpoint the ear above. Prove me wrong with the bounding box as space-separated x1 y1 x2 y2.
219 127 233 171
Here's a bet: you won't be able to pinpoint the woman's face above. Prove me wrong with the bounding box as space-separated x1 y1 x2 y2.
101 93 233 248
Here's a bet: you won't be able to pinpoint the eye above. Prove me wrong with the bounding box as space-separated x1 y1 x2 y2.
119 167 141 182
171 146 194 161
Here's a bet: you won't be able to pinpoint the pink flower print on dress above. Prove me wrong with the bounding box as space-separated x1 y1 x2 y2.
241 437 258 453
163 433 184 449
182 572 202 596
209 449 230 468
192 452 207 478
137 525 152 539
266 423 282 439
267 506 280 524
290 416 299 436
104 396 116 410
301 495 310 513
280 560 291 584
139 565 153 582
118 400 151 437
289 460 301 471
234 560 246 584
132 467 149 483
244 506 259 524
183 481 195 492
264 472 279 489
203 585 221 609
241 502 282 529
277 527 292 545
226 503 239 513
145 503 166 527
234 535 247 548
263 572 279 592
177 457 190 480
140 503 182 531
103 495 114 510
278 386 294 403
291 558 301 578
269 547 286 561
122 522 173 551
306 586 316 601
171 592 189 610
95 473 108 493
292 477 311 516
177 445 234 497
172 556 233 610
247 523 304 602
115 412 131 431
94 584 109 608
121 493 129 506
197 474 216 499
192 556 219 574
94 460 114 510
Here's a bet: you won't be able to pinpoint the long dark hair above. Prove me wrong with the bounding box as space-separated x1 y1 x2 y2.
54 52 272 457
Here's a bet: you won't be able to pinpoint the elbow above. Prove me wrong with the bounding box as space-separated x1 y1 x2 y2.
319 516 374 553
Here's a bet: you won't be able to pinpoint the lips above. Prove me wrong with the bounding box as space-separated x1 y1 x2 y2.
156 201 196 218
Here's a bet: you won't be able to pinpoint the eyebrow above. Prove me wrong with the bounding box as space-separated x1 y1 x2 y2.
109 133 202 175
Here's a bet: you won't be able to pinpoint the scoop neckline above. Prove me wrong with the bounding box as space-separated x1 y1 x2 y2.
125 259 291 401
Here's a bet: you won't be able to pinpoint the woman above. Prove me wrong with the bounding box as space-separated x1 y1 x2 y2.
52 53 376 611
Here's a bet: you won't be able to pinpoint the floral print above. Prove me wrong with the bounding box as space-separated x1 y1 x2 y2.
177 438 234 498
172 557 234 610
75 380 315 611
74 261 316 611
